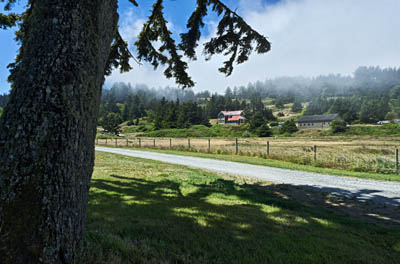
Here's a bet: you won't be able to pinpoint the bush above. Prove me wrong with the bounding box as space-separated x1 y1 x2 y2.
269 121 279 127
279 119 298 134
330 120 347 133
242 130 251 138
256 123 272 137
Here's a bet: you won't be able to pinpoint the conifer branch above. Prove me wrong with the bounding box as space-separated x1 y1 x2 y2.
0 0 21 29
135 0 194 87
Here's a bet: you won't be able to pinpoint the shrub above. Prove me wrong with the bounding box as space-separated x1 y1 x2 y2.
256 123 272 137
279 119 298 134
330 120 347 133
269 121 279 127
242 130 251 138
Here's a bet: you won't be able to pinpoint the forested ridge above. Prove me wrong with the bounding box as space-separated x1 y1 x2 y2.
1 66 399 124
96 66 400 129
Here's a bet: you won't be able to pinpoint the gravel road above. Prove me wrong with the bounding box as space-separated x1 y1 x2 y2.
96 147 400 206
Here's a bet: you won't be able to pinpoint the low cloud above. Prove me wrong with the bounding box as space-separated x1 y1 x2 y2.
106 0 400 93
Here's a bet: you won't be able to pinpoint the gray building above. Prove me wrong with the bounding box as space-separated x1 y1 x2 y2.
297 114 341 129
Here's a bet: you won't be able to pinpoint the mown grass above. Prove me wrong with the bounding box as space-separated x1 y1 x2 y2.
80 152 400 263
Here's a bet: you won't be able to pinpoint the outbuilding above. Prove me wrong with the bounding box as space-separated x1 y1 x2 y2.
297 114 341 129
218 110 246 125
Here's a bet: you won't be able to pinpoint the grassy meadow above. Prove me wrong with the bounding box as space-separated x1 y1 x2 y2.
96 135 400 177
79 152 400 263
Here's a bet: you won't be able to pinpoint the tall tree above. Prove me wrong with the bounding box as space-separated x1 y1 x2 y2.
0 0 270 263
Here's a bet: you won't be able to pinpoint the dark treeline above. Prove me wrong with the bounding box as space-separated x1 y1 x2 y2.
102 82 197 103
229 66 400 123
152 98 210 129
101 66 400 125
99 83 276 134
230 66 399 100
100 81 277 117
3 65 399 126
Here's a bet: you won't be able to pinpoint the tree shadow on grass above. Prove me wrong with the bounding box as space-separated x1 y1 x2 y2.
81 174 400 264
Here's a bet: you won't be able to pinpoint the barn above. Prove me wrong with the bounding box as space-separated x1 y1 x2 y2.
218 110 246 125
297 114 341 129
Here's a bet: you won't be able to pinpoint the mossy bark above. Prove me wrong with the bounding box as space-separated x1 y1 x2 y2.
0 1 118 263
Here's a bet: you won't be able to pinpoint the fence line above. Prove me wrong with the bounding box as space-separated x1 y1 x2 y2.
95 137 399 174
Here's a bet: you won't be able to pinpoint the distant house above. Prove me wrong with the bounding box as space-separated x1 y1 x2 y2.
218 110 246 125
297 114 341 129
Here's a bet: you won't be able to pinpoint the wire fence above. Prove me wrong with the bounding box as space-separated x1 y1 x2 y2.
96 137 400 174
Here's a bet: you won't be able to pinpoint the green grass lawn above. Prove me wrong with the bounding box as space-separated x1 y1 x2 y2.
80 152 400 263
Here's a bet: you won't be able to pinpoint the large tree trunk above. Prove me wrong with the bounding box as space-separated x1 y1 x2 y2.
0 1 118 263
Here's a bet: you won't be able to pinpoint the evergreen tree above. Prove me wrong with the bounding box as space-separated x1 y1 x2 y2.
291 101 302 113
100 112 123 135
279 119 299 134
330 120 347 133
305 97 333 115
122 95 133 121
225 86 233 97
249 111 266 131
274 97 285 108
256 123 272 137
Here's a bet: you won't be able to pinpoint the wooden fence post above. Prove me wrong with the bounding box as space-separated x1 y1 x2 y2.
235 138 238 154
170 138 172 148
153 139 156 148
208 138 211 153
115 138 117 147
188 138 191 149
267 141 270 156
105 138 107 145
313 145 317 161
126 138 128 147
139 138 141 148
396 148 399 173
96 138 98 145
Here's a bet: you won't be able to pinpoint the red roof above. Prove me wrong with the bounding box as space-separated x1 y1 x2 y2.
228 115 241 121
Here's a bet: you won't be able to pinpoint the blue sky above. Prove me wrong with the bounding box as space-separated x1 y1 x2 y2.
1 0 399 94
0 0 278 94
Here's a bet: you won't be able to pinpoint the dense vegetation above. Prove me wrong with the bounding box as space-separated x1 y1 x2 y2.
3 66 400 135
96 66 400 134
99 83 277 136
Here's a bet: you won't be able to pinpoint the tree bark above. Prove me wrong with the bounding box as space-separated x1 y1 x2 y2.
0 1 118 263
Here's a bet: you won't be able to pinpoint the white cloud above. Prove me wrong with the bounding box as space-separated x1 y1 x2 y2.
106 0 400 93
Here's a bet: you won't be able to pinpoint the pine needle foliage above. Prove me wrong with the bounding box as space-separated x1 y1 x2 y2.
1 0 271 88
0 0 19 29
